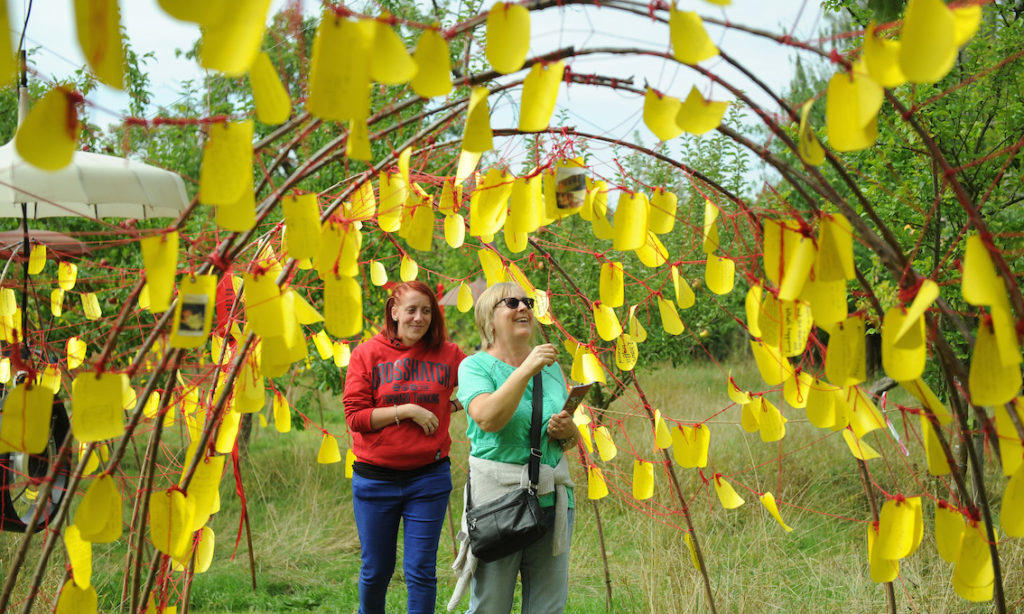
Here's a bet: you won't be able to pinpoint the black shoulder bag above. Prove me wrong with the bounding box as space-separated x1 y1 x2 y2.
465 373 548 562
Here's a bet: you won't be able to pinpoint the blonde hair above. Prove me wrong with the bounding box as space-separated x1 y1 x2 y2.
474 282 532 349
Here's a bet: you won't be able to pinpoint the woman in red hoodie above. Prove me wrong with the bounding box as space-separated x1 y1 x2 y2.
343 280 466 614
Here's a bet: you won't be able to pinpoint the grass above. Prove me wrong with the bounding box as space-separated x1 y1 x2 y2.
3 360 1022 612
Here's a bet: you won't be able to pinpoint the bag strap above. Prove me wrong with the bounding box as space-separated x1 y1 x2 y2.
527 372 543 491
466 370 546 508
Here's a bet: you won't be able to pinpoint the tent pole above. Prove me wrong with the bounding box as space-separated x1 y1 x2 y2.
17 50 29 355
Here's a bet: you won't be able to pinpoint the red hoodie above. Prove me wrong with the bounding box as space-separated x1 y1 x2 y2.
343 334 466 470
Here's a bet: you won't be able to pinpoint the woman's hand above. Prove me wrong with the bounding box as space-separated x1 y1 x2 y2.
546 409 576 441
401 404 439 435
521 343 558 376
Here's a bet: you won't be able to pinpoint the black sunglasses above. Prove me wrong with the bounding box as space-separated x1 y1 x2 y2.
494 296 535 310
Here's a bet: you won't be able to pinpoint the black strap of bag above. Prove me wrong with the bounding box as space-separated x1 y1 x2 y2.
466 372 543 506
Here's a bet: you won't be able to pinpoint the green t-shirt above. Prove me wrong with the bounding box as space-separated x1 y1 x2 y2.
457 351 574 508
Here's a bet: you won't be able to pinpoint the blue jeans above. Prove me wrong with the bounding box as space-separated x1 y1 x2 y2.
467 507 574 614
352 461 453 614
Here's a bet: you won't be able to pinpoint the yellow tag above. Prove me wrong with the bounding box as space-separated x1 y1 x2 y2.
634 231 668 269
797 100 825 165
671 423 710 468
0 288 15 316
759 492 793 532
628 304 647 343
0 357 9 383
149 489 193 558
842 429 880 460
867 523 899 583
403 195 435 252
899 378 952 425
462 87 493 153
961 234 1003 306
590 185 615 240
324 275 363 338
762 219 801 286
642 88 683 141
632 460 654 500
684 532 700 570
71 372 127 443
186 454 225 530
170 275 216 349
898 0 956 84
598 262 624 308
75 474 122 543
57 263 79 293
863 22 906 88
345 448 357 478
580 349 606 385
456 150 482 187
214 407 241 453
0 383 53 454
377 172 406 233
750 339 793 386
920 414 951 475
192 526 215 573
345 118 371 161
485 3 530 74
0 5 14 87
801 277 847 329
243 272 287 339
648 188 677 235
200 120 253 205
476 249 504 286
726 376 750 405
333 341 351 368
520 61 564 132
847 386 885 438
817 213 855 281
825 64 882 152
271 391 292 433
368 15 415 85
777 235 815 301
318 433 342 464
952 5 981 46
714 475 745 509
612 192 648 251
73 0 125 87
443 214 466 249
757 398 787 442
657 297 684 336
315 219 362 279
1002 464 1024 537
80 293 101 320
248 51 291 124
742 401 759 433
669 8 717 64
363 260 386 287
55 579 98 614
15 87 80 171
672 265 695 309
399 255 419 282
969 316 1021 406
469 168 512 239
587 466 609 500
677 86 728 135
308 13 370 121
934 502 965 563
312 330 334 360
214 171 255 231
594 426 617 461
704 253 735 295
594 303 622 341
744 284 763 338
28 244 47 275
952 522 994 602
826 315 866 386
781 370 811 409
64 525 92 589
438 179 460 216
198 0 270 76
139 232 178 313
615 333 638 371
652 409 672 450
411 28 452 98
881 307 926 381
157 0 229 24
701 199 720 254
281 194 321 260
446 281 472 314
995 400 1024 476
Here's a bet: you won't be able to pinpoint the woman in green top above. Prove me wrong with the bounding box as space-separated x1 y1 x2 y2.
453 282 577 613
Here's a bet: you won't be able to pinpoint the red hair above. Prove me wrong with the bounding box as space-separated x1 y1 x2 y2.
383 280 448 350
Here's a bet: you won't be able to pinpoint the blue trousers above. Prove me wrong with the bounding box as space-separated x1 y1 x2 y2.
351 461 453 614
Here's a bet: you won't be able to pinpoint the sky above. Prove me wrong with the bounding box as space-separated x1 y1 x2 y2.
8 0 835 187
